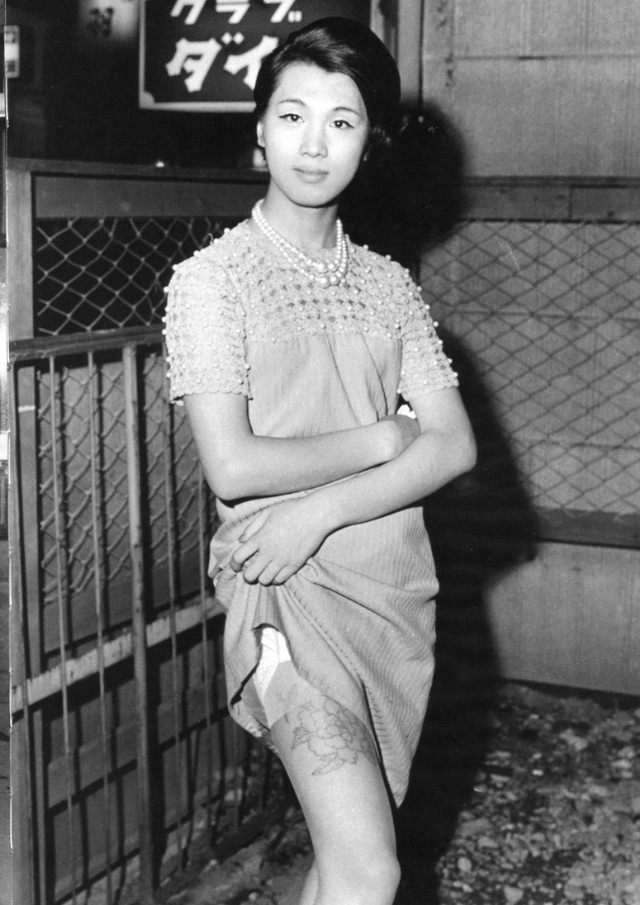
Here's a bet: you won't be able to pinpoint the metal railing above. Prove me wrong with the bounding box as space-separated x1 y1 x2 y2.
8 162 276 905
10 327 283 905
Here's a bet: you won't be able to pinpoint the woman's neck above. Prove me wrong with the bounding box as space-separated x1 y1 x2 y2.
259 194 339 252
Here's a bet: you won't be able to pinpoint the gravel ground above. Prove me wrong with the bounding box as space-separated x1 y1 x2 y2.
430 683 640 905
165 681 640 905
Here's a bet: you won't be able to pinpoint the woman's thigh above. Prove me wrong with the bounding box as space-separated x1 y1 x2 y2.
269 685 397 878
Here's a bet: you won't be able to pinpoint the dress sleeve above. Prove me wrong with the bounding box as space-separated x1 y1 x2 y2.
397 270 459 399
163 252 250 403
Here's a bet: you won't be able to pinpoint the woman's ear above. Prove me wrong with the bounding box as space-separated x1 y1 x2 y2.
256 121 265 148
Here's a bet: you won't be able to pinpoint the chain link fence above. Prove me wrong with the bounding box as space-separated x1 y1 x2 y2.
36 345 209 652
33 214 232 655
424 208 640 548
34 216 228 335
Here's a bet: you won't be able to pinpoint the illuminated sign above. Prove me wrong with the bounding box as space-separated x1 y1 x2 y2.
139 0 372 112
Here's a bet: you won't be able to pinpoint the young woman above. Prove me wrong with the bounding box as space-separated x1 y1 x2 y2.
165 17 476 905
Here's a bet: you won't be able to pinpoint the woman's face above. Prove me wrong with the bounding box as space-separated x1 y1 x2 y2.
257 62 370 211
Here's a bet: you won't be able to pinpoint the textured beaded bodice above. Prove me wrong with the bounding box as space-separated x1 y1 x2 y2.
165 219 457 405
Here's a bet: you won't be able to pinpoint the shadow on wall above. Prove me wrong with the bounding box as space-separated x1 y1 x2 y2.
395 328 538 902
341 100 469 266
347 102 539 902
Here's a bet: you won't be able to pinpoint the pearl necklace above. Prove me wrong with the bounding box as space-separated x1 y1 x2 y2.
252 200 349 288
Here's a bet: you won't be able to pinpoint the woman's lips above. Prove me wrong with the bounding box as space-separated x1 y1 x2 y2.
294 168 329 182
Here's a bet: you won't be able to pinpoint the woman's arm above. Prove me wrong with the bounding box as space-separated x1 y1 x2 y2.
184 392 419 500
231 387 476 584
312 387 476 526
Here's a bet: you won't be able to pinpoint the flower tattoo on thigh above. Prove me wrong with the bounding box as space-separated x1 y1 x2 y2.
285 695 377 774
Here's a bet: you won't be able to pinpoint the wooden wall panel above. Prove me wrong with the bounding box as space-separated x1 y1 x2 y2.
454 0 533 56
486 542 640 694
452 58 640 176
582 0 640 54
423 0 640 176
453 0 640 57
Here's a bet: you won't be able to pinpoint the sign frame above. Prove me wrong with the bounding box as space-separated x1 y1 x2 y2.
139 0 387 113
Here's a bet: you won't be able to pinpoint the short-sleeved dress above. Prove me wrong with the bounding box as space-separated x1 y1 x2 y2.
165 217 458 805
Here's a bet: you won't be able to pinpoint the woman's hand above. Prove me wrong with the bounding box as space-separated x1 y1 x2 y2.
229 496 333 586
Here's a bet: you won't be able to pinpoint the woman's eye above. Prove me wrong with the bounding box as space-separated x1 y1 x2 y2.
281 113 301 122
333 119 354 130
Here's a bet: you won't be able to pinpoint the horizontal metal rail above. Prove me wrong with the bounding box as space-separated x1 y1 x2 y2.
11 596 223 714
9 325 163 363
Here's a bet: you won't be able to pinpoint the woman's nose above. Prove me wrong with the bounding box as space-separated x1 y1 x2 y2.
300 124 327 157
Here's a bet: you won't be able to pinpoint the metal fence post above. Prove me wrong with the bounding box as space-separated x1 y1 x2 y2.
123 343 155 904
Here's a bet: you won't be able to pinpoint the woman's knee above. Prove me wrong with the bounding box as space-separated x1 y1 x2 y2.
326 847 401 905
365 852 401 901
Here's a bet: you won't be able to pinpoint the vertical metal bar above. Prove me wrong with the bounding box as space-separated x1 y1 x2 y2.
48 357 78 904
160 354 185 864
123 344 155 904
197 466 214 837
15 375 47 905
7 140 41 905
32 709 47 905
8 362 36 905
87 351 113 904
6 181 44 900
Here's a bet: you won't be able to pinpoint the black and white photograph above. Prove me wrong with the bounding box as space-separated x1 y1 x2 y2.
2 2 639 904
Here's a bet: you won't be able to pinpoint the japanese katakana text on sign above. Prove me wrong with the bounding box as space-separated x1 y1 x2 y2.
140 0 371 111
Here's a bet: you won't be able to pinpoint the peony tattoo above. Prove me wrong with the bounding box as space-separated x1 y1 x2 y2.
286 696 377 774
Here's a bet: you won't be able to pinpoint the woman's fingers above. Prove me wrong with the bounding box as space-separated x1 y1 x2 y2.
242 554 282 585
272 566 294 585
230 498 324 584
235 548 302 585
229 539 259 572
232 512 271 570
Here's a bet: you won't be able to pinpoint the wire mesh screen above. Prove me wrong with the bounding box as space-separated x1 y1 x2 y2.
36 348 210 657
425 217 640 545
141 350 211 610
34 216 234 335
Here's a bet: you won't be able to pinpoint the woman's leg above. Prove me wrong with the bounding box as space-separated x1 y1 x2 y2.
270 686 400 905
298 860 319 905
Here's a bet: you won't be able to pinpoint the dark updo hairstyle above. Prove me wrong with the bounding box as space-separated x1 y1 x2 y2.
253 17 401 158
254 17 467 263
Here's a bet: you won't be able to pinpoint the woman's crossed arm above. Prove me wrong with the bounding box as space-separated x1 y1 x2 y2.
230 387 476 585
184 392 420 501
